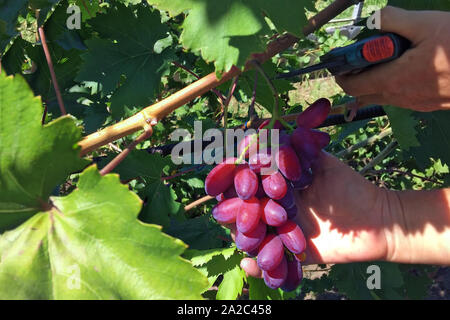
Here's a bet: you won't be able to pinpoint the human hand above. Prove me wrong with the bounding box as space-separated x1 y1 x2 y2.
240 151 390 277
336 6 450 112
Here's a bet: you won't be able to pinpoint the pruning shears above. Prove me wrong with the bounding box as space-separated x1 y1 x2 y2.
276 33 411 78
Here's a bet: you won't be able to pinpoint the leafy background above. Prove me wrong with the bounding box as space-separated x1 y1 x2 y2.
0 0 449 299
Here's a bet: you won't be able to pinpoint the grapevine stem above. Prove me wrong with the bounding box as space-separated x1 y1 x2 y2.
360 141 399 175
365 168 444 186
37 24 67 116
184 195 214 212
78 0 359 155
99 127 153 176
336 128 393 158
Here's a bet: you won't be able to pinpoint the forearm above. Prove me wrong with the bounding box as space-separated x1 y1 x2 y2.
382 188 450 265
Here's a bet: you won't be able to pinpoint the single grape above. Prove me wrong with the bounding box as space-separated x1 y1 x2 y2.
261 198 288 227
234 164 258 200
249 150 272 174
237 134 259 159
257 234 284 271
285 205 298 220
277 185 295 210
205 158 237 196
291 127 321 164
212 197 242 224
223 184 238 199
310 129 331 149
263 256 288 289
296 98 331 129
261 172 287 200
281 260 303 292
275 145 302 182
236 197 261 234
235 221 267 253
276 220 307 254
291 169 313 190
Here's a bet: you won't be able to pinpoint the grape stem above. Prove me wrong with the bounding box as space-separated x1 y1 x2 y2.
37 18 67 116
184 195 215 211
360 141 399 175
99 127 153 176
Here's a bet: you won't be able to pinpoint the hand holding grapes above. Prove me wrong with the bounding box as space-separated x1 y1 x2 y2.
240 151 389 278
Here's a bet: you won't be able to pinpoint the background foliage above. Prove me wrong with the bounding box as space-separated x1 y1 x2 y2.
0 0 449 299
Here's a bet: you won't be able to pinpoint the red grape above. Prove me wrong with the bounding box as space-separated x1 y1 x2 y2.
311 129 331 149
275 145 302 182
263 256 288 289
261 198 287 227
234 164 258 200
261 172 287 200
277 185 295 210
291 169 313 190
285 205 298 220
237 134 258 159
235 221 266 253
281 260 303 292
236 197 261 234
277 220 307 254
257 234 284 271
212 197 242 224
205 158 237 196
216 193 226 202
249 151 273 174
296 98 331 129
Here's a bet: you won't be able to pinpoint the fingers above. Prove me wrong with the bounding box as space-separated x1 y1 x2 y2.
380 6 430 44
240 258 262 278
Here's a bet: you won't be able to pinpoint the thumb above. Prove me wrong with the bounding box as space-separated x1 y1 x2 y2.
379 6 429 43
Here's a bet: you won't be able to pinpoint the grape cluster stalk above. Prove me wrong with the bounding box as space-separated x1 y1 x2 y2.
205 98 332 291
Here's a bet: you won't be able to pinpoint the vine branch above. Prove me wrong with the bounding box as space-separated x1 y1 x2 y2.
37 23 67 116
78 0 359 156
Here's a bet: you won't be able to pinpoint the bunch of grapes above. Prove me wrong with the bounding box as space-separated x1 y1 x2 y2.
205 98 331 291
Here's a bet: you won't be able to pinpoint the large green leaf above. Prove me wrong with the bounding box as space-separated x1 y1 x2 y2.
76 4 174 118
0 72 88 232
0 166 209 299
147 0 314 73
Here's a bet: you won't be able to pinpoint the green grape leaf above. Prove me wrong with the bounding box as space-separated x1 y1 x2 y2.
166 216 228 250
0 166 209 299
76 4 174 118
241 61 294 114
139 181 182 228
0 0 28 53
407 111 450 169
330 262 404 300
216 264 246 300
69 0 103 22
30 0 63 25
185 247 236 267
147 0 314 73
0 72 88 232
2 36 85 117
384 106 420 151
388 0 450 10
247 277 283 300
98 151 171 183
